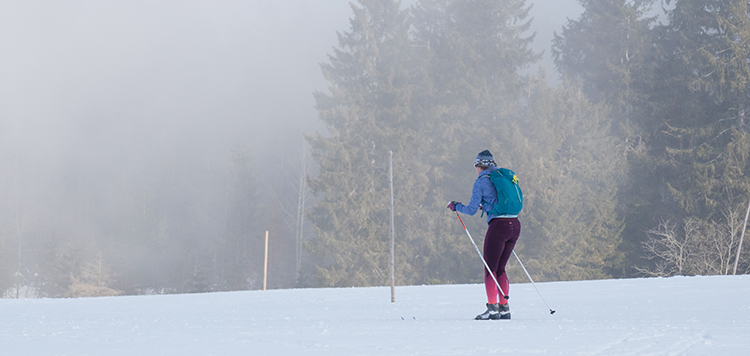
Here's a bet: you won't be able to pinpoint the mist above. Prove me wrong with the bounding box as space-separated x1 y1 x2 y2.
1 1 354 182
1 0 355 295
1 0 587 296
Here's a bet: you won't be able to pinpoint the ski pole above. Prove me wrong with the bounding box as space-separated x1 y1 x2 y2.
453 211 508 300
512 250 555 314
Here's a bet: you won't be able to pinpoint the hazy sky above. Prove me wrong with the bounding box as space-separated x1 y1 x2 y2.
1 0 583 188
1 1 352 175
526 0 583 82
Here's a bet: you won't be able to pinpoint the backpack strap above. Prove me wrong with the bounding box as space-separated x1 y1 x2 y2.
478 174 493 217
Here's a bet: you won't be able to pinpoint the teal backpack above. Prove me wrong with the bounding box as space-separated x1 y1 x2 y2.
480 168 523 216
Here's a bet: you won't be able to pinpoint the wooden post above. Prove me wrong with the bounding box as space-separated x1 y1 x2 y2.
733 197 750 275
264 230 269 290
389 151 395 302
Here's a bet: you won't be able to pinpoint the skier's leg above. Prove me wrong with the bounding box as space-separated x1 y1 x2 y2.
496 218 521 304
483 219 505 304
496 241 515 303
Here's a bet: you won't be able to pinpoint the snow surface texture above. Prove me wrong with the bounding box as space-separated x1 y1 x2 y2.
2 275 748 355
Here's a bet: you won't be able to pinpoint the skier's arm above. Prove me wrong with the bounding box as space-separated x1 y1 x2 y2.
455 179 484 216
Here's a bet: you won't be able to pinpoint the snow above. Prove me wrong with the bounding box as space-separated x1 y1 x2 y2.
2 275 749 355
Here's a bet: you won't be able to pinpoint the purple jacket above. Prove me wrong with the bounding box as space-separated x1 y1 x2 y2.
454 167 504 224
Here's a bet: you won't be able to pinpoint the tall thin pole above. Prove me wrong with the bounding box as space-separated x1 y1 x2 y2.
15 187 22 299
732 196 750 275
263 230 269 290
389 151 395 302
296 142 307 281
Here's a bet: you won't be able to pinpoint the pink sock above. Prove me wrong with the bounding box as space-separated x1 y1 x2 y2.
485 272 511 304
484 273 498 304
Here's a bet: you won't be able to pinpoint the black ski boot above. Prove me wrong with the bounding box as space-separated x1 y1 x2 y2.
475 303 500 320
498 303 511 320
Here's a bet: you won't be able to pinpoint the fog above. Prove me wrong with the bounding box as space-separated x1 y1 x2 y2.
1 1 354 183
2 0 583 166
526 0 582 83
1 0 357 295
0 0 584 295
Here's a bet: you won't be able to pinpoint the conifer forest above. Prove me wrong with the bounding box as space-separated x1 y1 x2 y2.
2 0 750 297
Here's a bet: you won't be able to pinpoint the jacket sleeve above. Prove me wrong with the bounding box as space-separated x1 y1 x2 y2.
455 178 484 216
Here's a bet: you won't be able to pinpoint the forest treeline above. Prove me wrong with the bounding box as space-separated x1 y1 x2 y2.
2 0 749 298
305 0 750 287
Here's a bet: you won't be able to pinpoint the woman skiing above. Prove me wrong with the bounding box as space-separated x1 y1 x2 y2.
448 150 521 320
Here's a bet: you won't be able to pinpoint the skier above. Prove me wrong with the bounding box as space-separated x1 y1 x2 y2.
448 150 521 320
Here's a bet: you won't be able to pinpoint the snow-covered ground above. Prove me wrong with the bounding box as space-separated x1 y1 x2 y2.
2 275 748 355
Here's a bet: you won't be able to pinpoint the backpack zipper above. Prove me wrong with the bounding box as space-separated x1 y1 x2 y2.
511 174 522 203
514 185 522 203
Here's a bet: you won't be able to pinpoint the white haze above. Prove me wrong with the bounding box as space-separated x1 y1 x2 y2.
0 1 354 187
0 1 585 293
1 0 583 170
525 0 583 84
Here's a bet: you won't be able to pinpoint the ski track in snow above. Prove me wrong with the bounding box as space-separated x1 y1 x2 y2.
1 275 748 356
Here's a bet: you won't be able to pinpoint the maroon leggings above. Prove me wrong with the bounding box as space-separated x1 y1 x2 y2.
483 217 521 304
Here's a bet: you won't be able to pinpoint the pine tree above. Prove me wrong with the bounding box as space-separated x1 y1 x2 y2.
414 0 538 156
658 0 750 216
513 77 627 281
630 0 750 275
307 0 420 287
553 0 659 137
407 0 541 284
625 0 750 223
